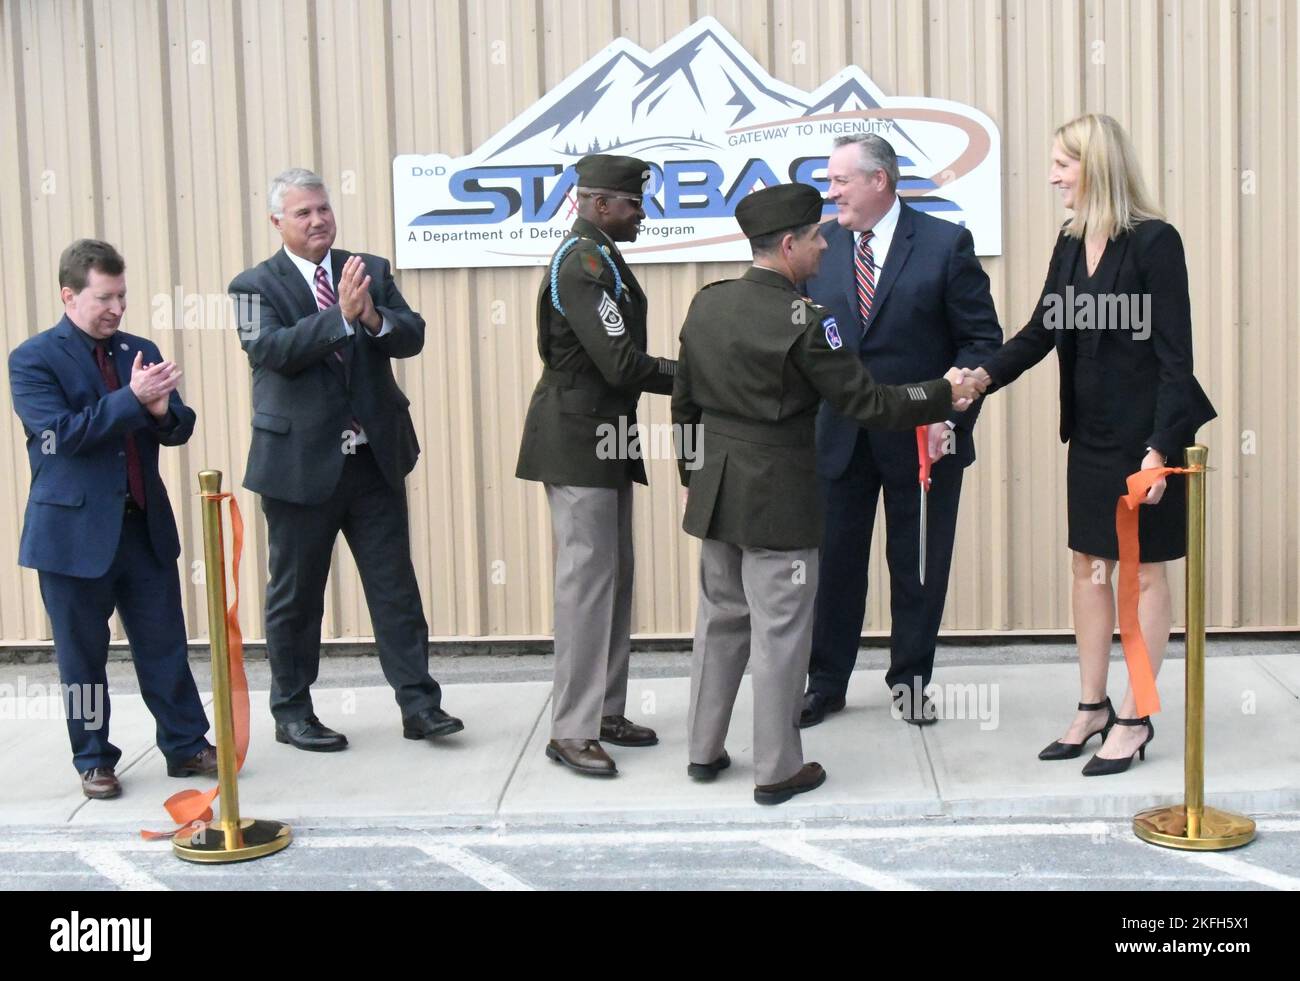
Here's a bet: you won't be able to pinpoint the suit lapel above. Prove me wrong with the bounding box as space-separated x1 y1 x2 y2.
1091 232 1129 297
863 202 914 335
113 335 134 389
275 247 348 385
821 223 858 345
273 248 323 321
54 317 109 397
328 248 355 379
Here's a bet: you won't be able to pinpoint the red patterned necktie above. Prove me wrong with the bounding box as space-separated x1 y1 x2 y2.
315 264 347 371
314 264 337 309
94 344 147 510
856 230 876 332
315 264 362 437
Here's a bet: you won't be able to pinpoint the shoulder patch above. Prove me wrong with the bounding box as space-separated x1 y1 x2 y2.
823 315 843 350
598 291 626 336
581 251 602 277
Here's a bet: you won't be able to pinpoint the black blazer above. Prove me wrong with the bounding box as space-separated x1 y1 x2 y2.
229 248 423 505
981 220 1216 463
804 202 1003 480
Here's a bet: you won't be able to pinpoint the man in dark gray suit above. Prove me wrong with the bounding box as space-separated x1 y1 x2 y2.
229 168 460 752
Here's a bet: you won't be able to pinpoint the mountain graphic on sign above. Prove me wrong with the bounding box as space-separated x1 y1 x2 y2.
488 21 931 165
491 24 810 159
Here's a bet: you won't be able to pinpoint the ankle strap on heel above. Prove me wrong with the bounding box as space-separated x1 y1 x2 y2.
1077 697 1113 711
1114 716 1151 726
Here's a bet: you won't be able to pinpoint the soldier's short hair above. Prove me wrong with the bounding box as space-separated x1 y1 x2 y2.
58 239 125 292
749 221 819 257
834 133 900 191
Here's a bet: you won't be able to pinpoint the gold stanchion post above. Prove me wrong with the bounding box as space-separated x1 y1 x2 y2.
173 471 291 863
1133 445 1255 850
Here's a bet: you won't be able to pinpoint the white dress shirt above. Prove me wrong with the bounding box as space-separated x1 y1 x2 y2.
854 194 901 276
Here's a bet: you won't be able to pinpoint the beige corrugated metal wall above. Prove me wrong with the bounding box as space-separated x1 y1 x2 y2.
1 0 1296 646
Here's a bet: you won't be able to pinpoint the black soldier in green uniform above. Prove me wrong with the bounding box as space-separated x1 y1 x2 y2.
516 154 677 777
672 182 981 804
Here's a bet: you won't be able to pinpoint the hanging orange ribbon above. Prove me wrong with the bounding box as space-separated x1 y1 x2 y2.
1115 466 1190 718
141 493 249 840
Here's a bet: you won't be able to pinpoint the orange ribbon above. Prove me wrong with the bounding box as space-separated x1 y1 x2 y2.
141 493 248 840
1115 466 1189 718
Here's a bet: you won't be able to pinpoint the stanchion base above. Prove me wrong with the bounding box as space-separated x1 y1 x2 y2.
1133 805 1255 851
172 818 292 864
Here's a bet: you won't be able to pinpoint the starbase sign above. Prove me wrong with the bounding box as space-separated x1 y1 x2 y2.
394 16 1001 269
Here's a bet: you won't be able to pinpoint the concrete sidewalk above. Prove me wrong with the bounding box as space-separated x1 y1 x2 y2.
3 654 1297 831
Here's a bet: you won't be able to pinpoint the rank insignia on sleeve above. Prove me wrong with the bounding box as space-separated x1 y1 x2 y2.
823 316 843 350
598 291 626 336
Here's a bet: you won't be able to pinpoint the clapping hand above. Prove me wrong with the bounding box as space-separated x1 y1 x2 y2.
337 255 380 333
128 351 181 419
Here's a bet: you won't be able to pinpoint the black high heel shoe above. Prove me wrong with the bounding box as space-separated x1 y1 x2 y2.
1081 716 1154 776
1037 697 1116 760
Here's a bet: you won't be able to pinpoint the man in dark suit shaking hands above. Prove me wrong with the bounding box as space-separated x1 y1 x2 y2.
9 239 216 799
229 169 460 752
800 135 1003 728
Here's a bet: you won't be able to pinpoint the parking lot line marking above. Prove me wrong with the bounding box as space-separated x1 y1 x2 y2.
77 848 169 891
763 836 923 891
1176 852 1300 892
413 843 533 891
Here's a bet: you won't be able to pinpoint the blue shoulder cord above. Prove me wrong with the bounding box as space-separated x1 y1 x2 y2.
550 237 623 316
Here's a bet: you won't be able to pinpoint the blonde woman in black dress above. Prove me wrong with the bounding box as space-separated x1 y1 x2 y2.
972 113 1216 775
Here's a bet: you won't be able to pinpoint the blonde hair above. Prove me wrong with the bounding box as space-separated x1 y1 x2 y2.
1054 113 1164 239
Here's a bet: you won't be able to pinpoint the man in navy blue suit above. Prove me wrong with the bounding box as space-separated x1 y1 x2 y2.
8 239 215 799
800 135 1002 728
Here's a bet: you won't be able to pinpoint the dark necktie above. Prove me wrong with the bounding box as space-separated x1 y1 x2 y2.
94 343 147 510
856 230 876 333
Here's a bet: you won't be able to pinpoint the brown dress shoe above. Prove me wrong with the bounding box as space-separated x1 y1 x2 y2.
754 762 826 805
81 767 121 800
545 738 618 776
167 745 219 778
599 715 658 747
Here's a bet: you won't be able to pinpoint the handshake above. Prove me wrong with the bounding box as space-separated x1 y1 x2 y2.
943 366 991 410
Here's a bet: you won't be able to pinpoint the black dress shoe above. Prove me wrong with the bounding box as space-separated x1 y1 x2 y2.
1082 716 1154 776
895 693 938 726
403 707 464 740
546 738 617 776
167 745 219 777
687 751 730 782
275 716 348 752
80 766 121 799
599 715 658 746
754 762 827 805
798 691 846 729
1038 697 1116 760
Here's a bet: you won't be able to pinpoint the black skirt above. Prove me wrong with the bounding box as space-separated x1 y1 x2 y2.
1066 439 1187 562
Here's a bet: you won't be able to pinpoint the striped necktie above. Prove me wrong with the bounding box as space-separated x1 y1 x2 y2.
315 264 361 438
314 265 336 309
855 230 876 332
